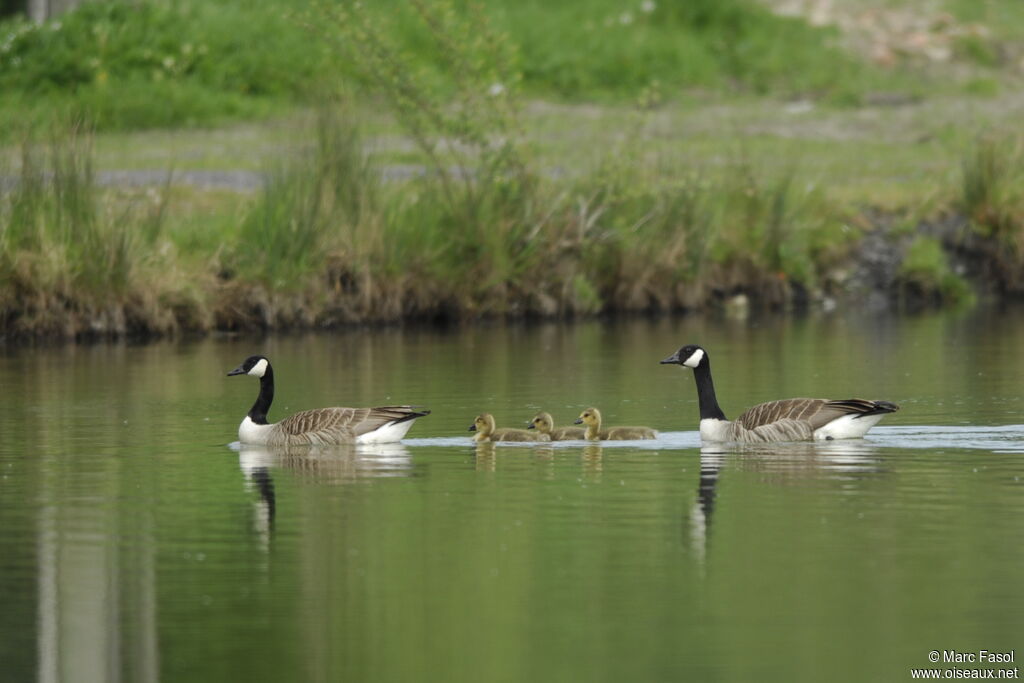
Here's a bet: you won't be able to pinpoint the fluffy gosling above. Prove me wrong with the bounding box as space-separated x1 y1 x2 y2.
470 413 550 443
574 407 657 441
528 412 586 440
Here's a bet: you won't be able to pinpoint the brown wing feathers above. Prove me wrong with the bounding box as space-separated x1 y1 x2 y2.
275 405 429 445
737 398 897 431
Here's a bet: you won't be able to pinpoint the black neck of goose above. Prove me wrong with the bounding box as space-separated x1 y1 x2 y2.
249 365 274 425
693 358 727 421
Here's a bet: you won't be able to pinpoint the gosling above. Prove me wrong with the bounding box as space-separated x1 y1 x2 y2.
470 413 550 443
527 412 586 441
574 407 657 441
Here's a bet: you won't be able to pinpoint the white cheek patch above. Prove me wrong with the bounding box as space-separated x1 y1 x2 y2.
683 348 704 368
248 358 268 378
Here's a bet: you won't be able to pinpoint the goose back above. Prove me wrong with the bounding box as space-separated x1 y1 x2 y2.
736 398 888 432
267 405 427 447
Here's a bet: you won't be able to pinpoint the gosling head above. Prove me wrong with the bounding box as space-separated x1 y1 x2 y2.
469 413 496 436
574 407 601 427
528 412 554 434
660 344 706 369
228 355 270 378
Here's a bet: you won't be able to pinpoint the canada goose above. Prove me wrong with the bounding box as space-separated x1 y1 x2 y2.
527 412 586 440
469 413 550 442
660 344 899 443
227 355 429 447
573 407 657 440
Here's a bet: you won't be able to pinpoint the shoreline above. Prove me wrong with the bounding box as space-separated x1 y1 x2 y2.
1 210 1019 344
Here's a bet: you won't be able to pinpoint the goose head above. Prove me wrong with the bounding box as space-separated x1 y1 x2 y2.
528 412 554 434
660 345 707 369
228 355 270 378
574 407 602 428
469 413 496 437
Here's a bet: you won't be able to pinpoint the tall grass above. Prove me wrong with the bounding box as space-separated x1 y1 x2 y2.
4 109 1023 339
958 135 1024 294
217 105 385 328
0 124 206 338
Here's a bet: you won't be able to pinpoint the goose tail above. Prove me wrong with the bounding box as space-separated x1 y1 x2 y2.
858 400 899 418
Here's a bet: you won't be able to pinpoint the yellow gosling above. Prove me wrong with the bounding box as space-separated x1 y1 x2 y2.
470 413 550 443
528 412 586 441
574 407 657 441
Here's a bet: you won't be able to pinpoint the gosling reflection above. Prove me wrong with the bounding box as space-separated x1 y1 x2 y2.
581 443 603 482
474 441 497 471
472 442 559 475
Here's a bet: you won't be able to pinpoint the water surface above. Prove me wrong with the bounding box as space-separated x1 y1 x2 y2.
1 311 1022 682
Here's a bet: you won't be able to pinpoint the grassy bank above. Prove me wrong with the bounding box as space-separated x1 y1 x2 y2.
3 108 1024 340
3 0 1024 339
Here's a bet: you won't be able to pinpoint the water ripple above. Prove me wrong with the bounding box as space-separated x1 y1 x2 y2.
404 424 1024 453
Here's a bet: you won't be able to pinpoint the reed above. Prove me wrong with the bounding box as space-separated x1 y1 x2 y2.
957 135 1024 294
2 114 1022 340
0 124 207 339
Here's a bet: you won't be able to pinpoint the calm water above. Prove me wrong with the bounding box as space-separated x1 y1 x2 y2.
1 311 1022 683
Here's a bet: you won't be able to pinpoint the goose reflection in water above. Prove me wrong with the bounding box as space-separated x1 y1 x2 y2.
689 439 886 566
235 442 415 547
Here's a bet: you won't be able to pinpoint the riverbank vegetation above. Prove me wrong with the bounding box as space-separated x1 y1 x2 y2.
2 0 1024 339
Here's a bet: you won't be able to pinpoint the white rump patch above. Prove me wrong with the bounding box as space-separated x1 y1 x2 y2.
239 415 274 445
248 358 269 378
814 413 884 440
356 418 419 444
683 348 705 368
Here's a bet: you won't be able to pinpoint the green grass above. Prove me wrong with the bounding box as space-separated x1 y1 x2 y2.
2 0 1021 135
898 235 973 306
0 0 960 135
0 0 328 133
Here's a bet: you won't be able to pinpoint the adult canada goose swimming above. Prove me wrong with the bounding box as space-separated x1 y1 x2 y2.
227 355 429 447
470 413 550 442
573 407 657 440
527 412 586 441
660 344 899 443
